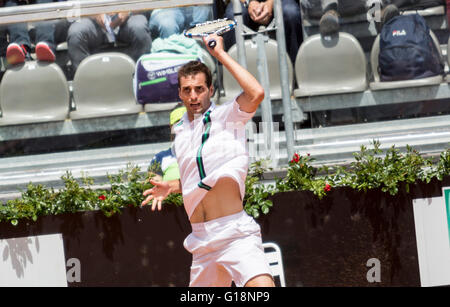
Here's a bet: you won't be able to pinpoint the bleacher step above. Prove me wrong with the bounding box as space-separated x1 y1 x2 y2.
0 142 171 199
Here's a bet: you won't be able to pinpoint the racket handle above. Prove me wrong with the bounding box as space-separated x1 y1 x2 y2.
207 39 216 49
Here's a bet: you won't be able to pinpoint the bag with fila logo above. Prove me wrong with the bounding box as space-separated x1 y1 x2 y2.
378 13 444 81
133 53 199 104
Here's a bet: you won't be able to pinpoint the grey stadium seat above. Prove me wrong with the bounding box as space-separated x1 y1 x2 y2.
70 52 142 120
294 32 367 97
221 38 294 102
369 31 443 91
0 61 70 126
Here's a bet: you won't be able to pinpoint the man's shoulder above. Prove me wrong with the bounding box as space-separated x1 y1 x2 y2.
211 94 255 123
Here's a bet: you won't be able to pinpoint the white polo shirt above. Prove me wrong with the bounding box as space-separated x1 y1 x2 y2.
173 96 255 219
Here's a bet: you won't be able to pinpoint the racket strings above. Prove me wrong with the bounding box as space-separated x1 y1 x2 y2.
185 20 235 36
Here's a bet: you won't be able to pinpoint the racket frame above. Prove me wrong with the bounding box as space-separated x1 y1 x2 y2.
183 18 237 39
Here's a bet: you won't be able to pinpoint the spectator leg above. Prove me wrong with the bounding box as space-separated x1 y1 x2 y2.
281 0 303 63
188 5 212 29
148 8 185 38
5 0 31 48
54 19 71 46
0 26 8 57
223 2 255 50
34 0 56 50
223 0 302 63
67 18 104 71
117 14 152 62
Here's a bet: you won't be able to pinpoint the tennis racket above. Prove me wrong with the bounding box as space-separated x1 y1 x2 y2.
184 18 237 49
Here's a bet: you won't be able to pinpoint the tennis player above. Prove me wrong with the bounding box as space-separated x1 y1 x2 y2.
142 34 274 287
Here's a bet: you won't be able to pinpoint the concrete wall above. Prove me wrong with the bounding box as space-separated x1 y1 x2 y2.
1 176 449 286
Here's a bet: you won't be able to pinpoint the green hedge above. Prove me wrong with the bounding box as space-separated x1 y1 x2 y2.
1 141 449 225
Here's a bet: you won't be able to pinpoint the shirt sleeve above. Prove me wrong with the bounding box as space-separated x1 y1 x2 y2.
220 94 256 125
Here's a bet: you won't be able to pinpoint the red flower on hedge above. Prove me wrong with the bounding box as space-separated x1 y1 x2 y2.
290 153 300 164
98 195 106 201
324 184 331 192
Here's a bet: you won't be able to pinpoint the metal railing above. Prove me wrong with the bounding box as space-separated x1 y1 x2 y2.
0 0 213 25
230 0 295 160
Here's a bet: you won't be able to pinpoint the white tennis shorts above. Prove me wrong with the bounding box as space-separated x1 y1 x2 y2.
183 210 273 287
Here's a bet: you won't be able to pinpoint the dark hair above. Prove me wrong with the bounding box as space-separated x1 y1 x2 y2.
177 61 212 89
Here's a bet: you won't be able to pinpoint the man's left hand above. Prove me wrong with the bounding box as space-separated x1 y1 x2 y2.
110 12 130 29
203 34 226 58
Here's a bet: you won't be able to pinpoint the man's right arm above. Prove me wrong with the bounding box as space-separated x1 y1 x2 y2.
141 179 181 211
203 35 264 114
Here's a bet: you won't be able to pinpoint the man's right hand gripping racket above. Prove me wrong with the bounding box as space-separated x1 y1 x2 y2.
183 18 237 49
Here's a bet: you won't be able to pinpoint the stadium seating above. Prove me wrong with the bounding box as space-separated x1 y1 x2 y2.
294 32 367 97
220 38 294 103
369 31 444 91
0 61 70 126
69 52 143 120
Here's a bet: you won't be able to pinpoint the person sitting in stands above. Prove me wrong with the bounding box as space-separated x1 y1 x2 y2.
223 0 302 64
301 0 397 35
5 0 64 65
148 5 212 39
67 12 151 72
